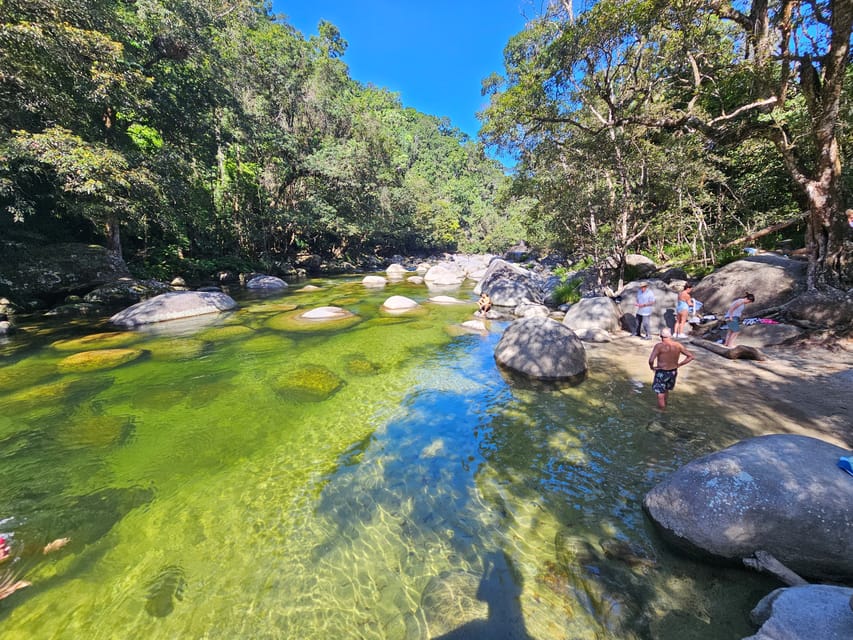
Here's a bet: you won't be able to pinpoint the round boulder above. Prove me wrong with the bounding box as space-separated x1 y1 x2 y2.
110 291 238 327
386 263 408 278
563 297 622 334
246 275 287 290
643 434 853 582
424 264 466 288
746 584 853 640
494 317 587 382
625 253 657 278
381 295 420 311
362 275 387 287
301 306 353 320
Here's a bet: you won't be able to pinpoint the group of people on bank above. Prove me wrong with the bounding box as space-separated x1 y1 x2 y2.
633 281 754 347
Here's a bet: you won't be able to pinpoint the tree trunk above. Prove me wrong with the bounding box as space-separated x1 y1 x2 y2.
691 338 766 361
105 215 122 259
799 138 848 290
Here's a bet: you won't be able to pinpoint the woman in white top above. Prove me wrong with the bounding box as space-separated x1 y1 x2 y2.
724 293 755 347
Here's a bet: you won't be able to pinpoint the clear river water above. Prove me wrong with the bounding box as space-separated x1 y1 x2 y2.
0 276 776 639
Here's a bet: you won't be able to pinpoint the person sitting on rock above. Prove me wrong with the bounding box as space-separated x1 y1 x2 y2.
477 292 492 315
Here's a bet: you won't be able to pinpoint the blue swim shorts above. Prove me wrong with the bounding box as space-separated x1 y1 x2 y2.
652 369 678 394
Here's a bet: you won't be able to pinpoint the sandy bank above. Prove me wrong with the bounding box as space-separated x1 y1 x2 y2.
586 333 853 450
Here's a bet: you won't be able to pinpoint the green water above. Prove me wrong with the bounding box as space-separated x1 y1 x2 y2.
0 278 776 639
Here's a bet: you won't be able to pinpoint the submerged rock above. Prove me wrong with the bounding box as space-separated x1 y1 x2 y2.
419 570 487 636
273 365 345 402
51 331 140 352
145 565 187 618
57 348 146 373
268 308 360 333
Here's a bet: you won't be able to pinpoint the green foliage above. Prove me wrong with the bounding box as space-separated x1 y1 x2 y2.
125 123 163 153
551 278 582 305
4 0 843 286
481 0 853 285
0 0 513 268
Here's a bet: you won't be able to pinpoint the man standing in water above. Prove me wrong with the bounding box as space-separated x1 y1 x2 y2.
648 328 695 410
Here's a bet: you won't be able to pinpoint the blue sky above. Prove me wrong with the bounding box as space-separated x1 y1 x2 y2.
272 1 536 146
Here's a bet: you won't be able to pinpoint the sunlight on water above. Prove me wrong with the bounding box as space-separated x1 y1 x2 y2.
0 279 776 639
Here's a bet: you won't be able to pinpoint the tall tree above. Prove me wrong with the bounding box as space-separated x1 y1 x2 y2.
684 1 853 288
481 2 729 286
486 0 852 288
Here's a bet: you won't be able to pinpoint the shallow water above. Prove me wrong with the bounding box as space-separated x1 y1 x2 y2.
0 277 776 639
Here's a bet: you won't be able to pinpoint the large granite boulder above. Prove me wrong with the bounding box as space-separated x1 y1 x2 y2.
563 297 622 334
474 258 543 306
625 253 657 278
494 317 587 382
644 435 853 582
386 263 408 278
245 275 288 290
0 241 130 307
745 584 853 640
782 289 853 331
692 256 806 317
736 322 804 348
423 264 466 288
110 291 238 327
616 280 677 335
362 275 387 287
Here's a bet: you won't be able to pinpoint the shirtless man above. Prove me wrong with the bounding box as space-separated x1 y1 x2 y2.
648 328 695 410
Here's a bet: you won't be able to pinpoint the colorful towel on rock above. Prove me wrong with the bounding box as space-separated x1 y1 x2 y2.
742 318 780 326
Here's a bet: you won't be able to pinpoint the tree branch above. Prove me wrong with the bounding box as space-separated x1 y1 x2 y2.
708 96 778 126
720 213 809 248
743 550 809 586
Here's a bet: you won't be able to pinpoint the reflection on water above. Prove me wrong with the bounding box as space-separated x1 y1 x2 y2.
0 279 775 639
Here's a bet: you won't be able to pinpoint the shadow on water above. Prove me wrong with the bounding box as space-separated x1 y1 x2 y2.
432 550 532 640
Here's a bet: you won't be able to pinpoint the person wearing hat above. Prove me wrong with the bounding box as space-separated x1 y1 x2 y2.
648 327 695 410
634 282 655 339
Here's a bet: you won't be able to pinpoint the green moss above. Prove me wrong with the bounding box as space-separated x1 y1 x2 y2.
344 355 382 376
57 348 147 373
52 331 141 352
273 365 345 402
